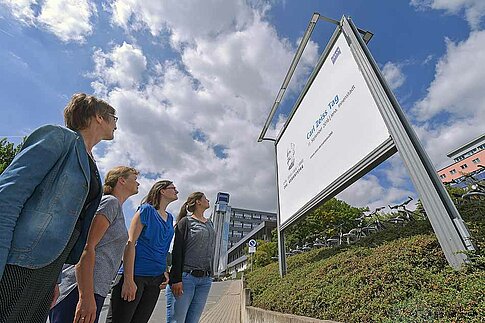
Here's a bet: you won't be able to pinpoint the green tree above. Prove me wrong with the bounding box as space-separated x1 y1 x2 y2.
0 138 23 174
415 185 467 214
252 240 278 268
284 198 365 249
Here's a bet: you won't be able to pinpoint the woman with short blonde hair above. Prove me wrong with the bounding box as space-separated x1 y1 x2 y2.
50 166 139 323
0 93 118 323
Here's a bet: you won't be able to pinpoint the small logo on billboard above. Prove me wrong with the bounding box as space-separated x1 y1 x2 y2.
287 143 296 170
331 46 341 64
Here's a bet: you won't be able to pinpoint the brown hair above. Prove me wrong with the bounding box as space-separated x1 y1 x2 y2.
103 166 139 195
64 93 115 131
141 180 173 210
176 192 205 223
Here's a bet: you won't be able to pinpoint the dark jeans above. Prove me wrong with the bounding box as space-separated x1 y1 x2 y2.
106 273 165 323
49 287 105 323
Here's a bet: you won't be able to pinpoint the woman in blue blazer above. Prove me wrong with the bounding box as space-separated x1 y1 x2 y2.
0 93 118 323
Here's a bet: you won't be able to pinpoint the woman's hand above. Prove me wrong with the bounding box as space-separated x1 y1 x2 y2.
171 282 183 297
73 295 97 323
159 272 170 290
121 279 137 301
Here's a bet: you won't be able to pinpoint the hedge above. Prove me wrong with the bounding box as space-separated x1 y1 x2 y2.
245 201 485 322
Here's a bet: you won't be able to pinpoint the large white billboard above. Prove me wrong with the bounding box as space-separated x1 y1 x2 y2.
276 31 390 227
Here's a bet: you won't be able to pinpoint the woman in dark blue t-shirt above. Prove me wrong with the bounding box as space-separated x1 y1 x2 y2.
107 180 178 323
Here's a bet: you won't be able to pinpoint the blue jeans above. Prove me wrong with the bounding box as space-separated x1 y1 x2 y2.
166 284 175 321
171 272 212 323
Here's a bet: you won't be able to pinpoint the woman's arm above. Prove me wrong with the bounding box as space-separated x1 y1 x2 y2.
74 214 110 323
0 126 65 278
121 211 144 301
170 217 188 297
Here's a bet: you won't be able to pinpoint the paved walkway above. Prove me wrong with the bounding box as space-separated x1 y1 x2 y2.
95 279 241 322
199 280 241 323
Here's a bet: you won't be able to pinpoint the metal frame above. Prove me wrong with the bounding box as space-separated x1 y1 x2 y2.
261 13 475 277
342 16 474 268
274 144 286 276
259 13 373 143
271 14 381 277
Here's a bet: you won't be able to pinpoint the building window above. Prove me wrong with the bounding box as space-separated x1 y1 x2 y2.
450 169 457 174
439 174 446 179
460 164 468 169
472 158 480 164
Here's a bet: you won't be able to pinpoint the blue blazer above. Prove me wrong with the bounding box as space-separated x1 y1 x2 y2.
0 125 102 278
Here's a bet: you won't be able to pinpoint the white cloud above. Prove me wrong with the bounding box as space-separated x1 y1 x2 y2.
381 62 406 90
109 0 256 46
90 1 314 213
337 173 415 213
38 0 96 43
412 30 485 168
0 0 36 25
97 1 425 216
91 42 147 89
410 0 485 29
0 0 96 42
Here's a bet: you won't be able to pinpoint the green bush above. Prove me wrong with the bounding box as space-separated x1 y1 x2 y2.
246 202 485 322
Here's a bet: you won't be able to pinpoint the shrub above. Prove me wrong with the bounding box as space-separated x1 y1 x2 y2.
245 202 485 322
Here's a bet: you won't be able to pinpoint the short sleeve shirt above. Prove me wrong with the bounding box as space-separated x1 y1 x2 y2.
121 203 174 276
56 195 128 301
93 195 128 296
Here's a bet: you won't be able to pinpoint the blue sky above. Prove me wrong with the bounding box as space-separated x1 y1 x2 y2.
1 0 484 221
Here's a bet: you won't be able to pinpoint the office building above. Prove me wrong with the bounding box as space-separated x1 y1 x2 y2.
211 192 277 275
437 133 485 185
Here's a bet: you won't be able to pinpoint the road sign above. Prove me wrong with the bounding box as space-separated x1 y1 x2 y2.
249 246 256 254
248 239 257 247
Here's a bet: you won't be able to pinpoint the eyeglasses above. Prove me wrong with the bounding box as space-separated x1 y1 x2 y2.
108 114 118 122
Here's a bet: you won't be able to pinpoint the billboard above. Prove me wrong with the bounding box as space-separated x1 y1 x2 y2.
276 31 391 228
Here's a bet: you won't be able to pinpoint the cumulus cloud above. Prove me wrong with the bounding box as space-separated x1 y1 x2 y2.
109 0 256 47
412 30 485 168
0 0 96 42
91 42 147 89
0 0 36 25
90 1 320 215
381 62 406 90
337 172 415 212
410 0 485 29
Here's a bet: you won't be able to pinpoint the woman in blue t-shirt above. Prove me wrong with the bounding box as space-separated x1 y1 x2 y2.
107 180 178 323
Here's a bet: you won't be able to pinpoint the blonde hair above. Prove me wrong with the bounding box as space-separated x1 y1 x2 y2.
177 192 205 223
103 166 139 195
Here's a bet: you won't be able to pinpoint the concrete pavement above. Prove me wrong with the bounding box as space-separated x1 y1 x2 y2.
199 280 241 323
96 279 241 323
